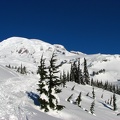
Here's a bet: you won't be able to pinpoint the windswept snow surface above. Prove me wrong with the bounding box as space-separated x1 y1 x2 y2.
0 37 120 119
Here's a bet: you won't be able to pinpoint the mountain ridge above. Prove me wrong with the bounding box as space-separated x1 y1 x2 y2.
0 37 120 84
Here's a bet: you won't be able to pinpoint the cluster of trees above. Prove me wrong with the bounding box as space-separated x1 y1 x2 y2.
60 58 90 86
103 93 117 111
67 86 95 114
6 64 27 74
91 79 118 111
37 53 64 112
91 79 120 95
91 69 105 76
37 53 118 113
17 64 27 74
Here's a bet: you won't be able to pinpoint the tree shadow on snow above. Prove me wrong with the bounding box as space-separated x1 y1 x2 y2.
26 91 40 106
99 102 112 110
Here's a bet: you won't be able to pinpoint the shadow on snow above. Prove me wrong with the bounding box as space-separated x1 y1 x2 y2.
99 102 112 110
26 91 40 106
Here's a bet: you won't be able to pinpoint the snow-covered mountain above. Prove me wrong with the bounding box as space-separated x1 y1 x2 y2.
0 37 120 120
0 37 120 83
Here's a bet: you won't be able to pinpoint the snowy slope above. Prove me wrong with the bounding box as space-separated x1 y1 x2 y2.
0 37 120 119
0 65 120 120
0 65 62 120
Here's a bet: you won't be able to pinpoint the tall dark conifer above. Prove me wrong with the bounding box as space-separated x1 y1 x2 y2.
77 58 84 84
113 93 117 111
83 58 90 84
92 87 95 99
70 63 74 81
61 70 67 87
47 52 64 110
76 92 82 107
37 55 49 112
66 71 70 82
72 61 77 83
90 100 95 114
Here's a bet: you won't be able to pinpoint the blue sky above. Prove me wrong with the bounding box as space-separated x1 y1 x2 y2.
0 0 120 54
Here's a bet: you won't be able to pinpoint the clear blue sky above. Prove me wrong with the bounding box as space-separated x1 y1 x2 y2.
0 0 120 54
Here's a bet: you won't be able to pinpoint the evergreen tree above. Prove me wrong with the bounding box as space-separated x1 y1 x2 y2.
77 58 84 84
70 63 74 81
116 86 120 94
99 81 103 88
83 58 90 84
109 84 113 92
76 92 82 107
76 58 81 84
8 64 11 68
104 81 108 90
23 66 27 74
79 69 84 84
69 58 84 84
72 61 78 82
66 71 70 82
92 87 95 99
47 52 64 110
37 55 49 112
20 64 23 74
110 96 112 105
90 100 95 114
112 85 116 93
61 70 67 87
107 99 110 104
17 67 20 73
113 93 117 111
91 78 93 86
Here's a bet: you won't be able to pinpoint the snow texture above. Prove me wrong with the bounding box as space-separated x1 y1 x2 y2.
0 37 120 120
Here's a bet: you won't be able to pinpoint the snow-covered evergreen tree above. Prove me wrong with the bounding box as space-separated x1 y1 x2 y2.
92 87 95 99
113 93 117 111
47 52 64 110
90 100 95 114
37 55 49 112
76 92 82 107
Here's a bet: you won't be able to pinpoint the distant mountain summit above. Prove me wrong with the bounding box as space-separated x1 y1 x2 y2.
0 37 120 84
